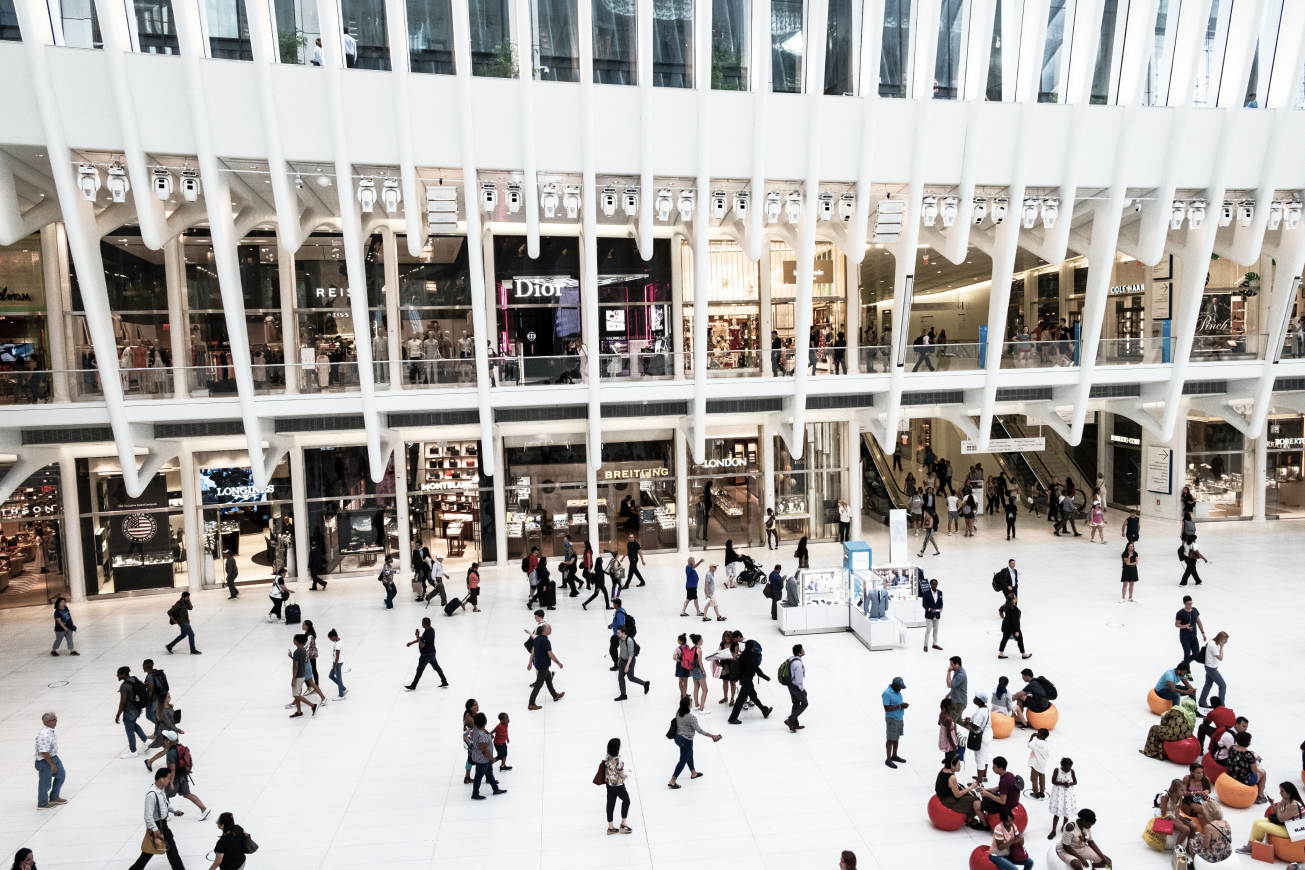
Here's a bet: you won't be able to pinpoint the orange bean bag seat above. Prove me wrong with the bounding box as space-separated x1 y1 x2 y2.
1202 753 1227 783
986 803 1029 834
1164 737 1201 765
1215 773 1257 809
1027 704 1058 731
969 846 992 870
1148 689 1173 715
991 713 1014 739
927 795 967 831
1270 835 1305 863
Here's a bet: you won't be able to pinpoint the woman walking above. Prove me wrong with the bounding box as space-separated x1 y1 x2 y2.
205 812 248 870
715 630 738 708
51 597 77 656
458 562 482 612
962 491 977 536
601 738 633 835
268 569 288 621
998 594 1030 659
668 696 721 788
582 554 610 610
917 510 940 557
795 536 810 569
301 621 329 705
1120 543 1138 603
1199 631 1228 707
581 541 594 588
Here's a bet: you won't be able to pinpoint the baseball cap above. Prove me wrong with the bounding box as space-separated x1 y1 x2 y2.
891 677 906 689
975 691 990 703
162 730 178 742
435 554 444 560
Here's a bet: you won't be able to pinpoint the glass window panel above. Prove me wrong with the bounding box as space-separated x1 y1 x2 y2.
58 0 102 48
1244 41 1259 106
1089 0 1120 104
407 0 454 72
1039 0 1066 102
934 0 963 99
0 0 18 41
1191 1 1220 106
711 0 748 89
273 0 319 64
470 0 517 76
770 0 802 92
879 0 909 97
133 0 180 54
593 0 636 84
339 0 390 69
534 0 580 81
825 0 857 95
985 0 1002 100
205 0 251 59
654 0 693 87
69 238 169 312
1144 0 1174 106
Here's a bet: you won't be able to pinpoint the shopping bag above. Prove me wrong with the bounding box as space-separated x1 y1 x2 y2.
1250 841 1275 863
1286 815 1305 842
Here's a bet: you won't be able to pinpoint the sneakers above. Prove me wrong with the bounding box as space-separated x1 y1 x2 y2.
48 798 67 805
199 808 211 821
121 749 140 759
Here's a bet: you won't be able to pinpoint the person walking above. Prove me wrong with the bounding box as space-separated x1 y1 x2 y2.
701 564 724 621
946 491 959 535
51 597 77 656
461 562 482 612
680 557 705 618
34 713 65 809
882 677 908 768
1004 496 1018 540
795 535 810 568
159 730 209 820
559 536 579 596
300 620 329 705
606 599 626 670
582 553 611 610
223 550 238 599
614 625 649 700
141 659 167 737
165 592 200 655
782 644 807 732
267 569 288 622
405 617 449 689
917 510 940 557
411 538 431 599
625 534 646 587
727 639 772 724
1056 487 1081 537
668 696 721 788
126 768 185 870
527 623 565 709
116 666 150 758
962 491 977 536
1176 595 1206 666
998 594 1031 659
1120 542 1139 602
208 812 249 870
308 543 327 592
922 578 943 651
288 634 317 718
468 712 507 799
1088 501 1106 543
601 737 633 834
379 555 398 609
995 559 1019 597
1199 631 1228 708
491 713 511 771
326 629 347 699
1121 507 1140 545
1179 539 1208 586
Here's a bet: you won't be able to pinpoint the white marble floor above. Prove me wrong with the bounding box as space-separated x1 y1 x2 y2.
1 509 1302 870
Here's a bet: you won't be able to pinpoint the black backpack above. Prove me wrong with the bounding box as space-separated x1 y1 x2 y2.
521 556 531 574
991 571 1006 593
1035 675 1058 700
1177 543 1187 563
151 669 170 696
666 717 677 740
1193 645 1207 665
128 677 149 710
623 613 637 638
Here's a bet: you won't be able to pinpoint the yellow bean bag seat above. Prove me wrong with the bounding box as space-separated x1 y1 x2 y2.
991 712 1014 739
1214 773 1257 809
1027 704 1059 731
1270 836 1305 864
1147 689 1173 715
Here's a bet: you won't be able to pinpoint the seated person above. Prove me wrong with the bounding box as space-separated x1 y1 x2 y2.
979 756 1021 816
1142 696 1197 759
1182 762 1213 801
1172 800 1231 864
1012 668 1051 728
991 677 1015 717
1057 809 1113 870
934 750 984 830
1237 782 1304 854
1197 697 1236 752
1211 716 1249 764
989 808 1033 870
1155 663 1196 704
1157 778 1188 820
1225 731 1270 805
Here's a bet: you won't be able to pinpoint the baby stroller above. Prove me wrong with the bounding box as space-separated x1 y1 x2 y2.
735 553 765 587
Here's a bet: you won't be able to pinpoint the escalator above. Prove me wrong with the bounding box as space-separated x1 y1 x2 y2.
861 432 909 524
990 416 1092 516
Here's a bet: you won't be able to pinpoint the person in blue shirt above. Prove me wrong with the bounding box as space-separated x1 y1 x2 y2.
882 676 908 768
768 565 784 620
607 599 626 672
680 557 704 618
1155 662 1196 704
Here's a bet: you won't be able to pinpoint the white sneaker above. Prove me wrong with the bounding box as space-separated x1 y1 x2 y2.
121 749 140 759
199 808 211 821
284 702 296 709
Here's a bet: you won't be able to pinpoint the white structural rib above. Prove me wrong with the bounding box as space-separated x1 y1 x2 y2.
516 0 542 258
314 0 384 482
0 149 60 245
976 0 1050 451
382 0 429 256
687 0 713 464
636 0 654 261
576 0 601 540
744 0 769 265
846 0 885 279
450 0 497 479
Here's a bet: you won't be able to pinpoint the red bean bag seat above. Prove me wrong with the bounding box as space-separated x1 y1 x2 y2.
986 803 1029 834
1270 835 1305 863
927 795 967 831
1027 704 1059 732
1163 737 1201 765
969 846 992 870
1202 752 1227 783
991 713 1015 739
1148 689 1173 715
1215 773 1257 809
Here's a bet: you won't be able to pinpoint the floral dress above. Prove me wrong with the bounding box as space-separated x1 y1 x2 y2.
1048 768 1078 819
1189 819 1232 863
1143 708 1192 759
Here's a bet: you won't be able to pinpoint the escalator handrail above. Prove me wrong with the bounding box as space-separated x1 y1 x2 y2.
862 433 908 510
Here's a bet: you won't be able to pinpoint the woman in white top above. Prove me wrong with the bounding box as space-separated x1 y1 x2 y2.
267 569 288 622
1198 631 1228 707
946 493 960 535
962 691 994 786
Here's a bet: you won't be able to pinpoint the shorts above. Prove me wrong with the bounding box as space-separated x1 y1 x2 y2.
948 511 958 521
292 678 306 697
703 595 717 610
690 666 706 681
885 717 904 741
685 587 698 600
675 665 690 678
166 774 191 798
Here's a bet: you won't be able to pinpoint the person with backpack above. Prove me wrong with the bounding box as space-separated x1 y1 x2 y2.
781 645 807 732
522 547 541 607
726 639 772 724
159 730 209 820
115 666 150 758
1013 669 1055 729
606 599 627 669
141 659 169 738
614 625 648 701
164 592 200 655
583 554 612 611
209 812 251 870
526 623 565 710
1179 539 1208 587
993 560 1019 598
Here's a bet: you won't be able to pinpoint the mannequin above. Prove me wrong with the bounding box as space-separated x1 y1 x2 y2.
422 329 441 383
406 332 424 384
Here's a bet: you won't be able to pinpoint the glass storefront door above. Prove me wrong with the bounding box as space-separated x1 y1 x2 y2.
599 436 677 553
197 458 294 584
503 441 586 559
77 458 188 596
0 463 68 609
303 446 399 574
688 436 761 549
407 439 495 571
774 422 847 541
1265 417 1304 518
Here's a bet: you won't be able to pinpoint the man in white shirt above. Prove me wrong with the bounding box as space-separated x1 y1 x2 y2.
311 37 323 66
425 553 447 607
784 645 807 732
129 768 184 870
342 27 358 67
946 492 960 535
34 712 66 808
837 500 852 542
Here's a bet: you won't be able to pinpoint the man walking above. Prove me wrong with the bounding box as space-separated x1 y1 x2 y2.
882 676 908 768
783 644 807 732
1175 595 1206 667
165 591 200 655
607 600 626 671
614 624 649 700
995 559 1019 597
428 553 448 606
411 537 431 599
527 623 565 709
922 578 943 651
127 768 185 870
116 666 149 758
1055 488 1080 536
468 712 507 799
309 543 328 591
405 617 449 689
559 536 579 596
1121 508 1140 544
917 510 940 557
142 659 166 737
727 639 772 724
34 712 65 809
625 534 646 587
223 550 238 599
680 557 705 618
1179 539 1208 586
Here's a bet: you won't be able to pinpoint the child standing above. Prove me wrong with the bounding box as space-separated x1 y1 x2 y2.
462 699 479 785
491 712 512 771
938 699 962 760
1047 757 1079 839
1028 728 1050 799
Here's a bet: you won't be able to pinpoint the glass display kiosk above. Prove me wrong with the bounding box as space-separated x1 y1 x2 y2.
778 567 851 636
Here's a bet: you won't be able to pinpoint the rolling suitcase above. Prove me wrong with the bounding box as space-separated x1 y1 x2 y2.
443 597 462 616
284 593 301 625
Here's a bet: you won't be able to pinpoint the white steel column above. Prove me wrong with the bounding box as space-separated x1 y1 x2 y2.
58 451 85 602
746 0 770 262
577 0 603 497
278 240 300 395
676 426 689 553
761 417 775 522
845 254 858 370
637 0 654 259
586 429 600 553
493 434 508 565
517 0 542 257
760 241 773 375
291 444 311 587
848 414 862 540
40 223 70 402
1253 434 1266 520
382 0 430 255
672 238 686 378
848 0 885 286
177 446 203 592
483 233 498 381
164 237 189 400
395 438 411 573
688 0 713 462
382 225 402 388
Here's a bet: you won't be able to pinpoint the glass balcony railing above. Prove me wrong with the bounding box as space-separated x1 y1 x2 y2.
905 342 985 372
398 358 478 388
1000 340 1081 368
686 348 764 377
1190 333 1267 362
1095 337 1169 365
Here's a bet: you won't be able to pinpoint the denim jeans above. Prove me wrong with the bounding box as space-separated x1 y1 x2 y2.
123 708 148 752
35 756 65 806
167 623 196 653
990 857 1033 870
384 583 397 609
330 661 346 697
472 761 500 796
1155 686 1183 704
144 702 158 735
1199 667 1227 706
52 630 75 651
1180 632 1201 666
672 734 695 778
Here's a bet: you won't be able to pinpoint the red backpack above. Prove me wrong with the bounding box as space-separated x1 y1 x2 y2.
174 744 194 777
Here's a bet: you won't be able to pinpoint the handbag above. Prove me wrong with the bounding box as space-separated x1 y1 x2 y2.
593 760 607 786
1010 845 1029 864
141 831 168 855
965 725 984 752
1286 813 1305 842
243 833 259 854
666 718 678 740
1151 818 1174 835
